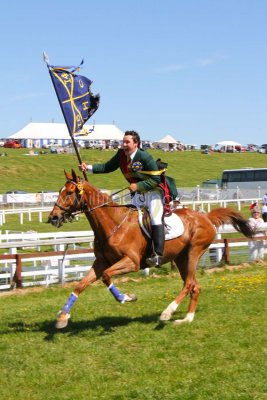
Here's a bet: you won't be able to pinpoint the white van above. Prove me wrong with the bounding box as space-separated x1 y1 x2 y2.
84 140 104 149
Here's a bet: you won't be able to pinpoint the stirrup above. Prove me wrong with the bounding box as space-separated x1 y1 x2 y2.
146 254 163 267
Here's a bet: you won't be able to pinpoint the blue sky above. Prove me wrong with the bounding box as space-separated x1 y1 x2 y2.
1 0 267 145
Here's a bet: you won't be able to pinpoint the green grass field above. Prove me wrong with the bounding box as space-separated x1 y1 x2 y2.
1 147 267 192
0 266 266 400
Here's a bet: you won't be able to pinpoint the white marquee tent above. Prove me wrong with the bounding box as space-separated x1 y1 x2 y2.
153 135 180 150
8 122 125 148
155 134 179 144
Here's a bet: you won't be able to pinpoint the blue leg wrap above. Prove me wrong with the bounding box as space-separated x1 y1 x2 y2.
62 292 78 313
108 283 125 303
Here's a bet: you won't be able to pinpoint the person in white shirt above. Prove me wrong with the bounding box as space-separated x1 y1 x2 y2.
262 203 267 222
248 207 266 261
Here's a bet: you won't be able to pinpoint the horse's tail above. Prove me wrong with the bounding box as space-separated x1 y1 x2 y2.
207 208 253 238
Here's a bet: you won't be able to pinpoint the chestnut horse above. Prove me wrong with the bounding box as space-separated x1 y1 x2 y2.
49 170 253 329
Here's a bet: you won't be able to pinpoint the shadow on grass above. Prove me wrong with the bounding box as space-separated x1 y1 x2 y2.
2 312 177 341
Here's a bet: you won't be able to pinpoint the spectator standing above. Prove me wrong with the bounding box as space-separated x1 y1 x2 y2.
261 203 267 222
248 206 266 261
262 192 267 205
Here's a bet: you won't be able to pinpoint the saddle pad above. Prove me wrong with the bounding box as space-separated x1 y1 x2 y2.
138 210 184 241
164 213 185 240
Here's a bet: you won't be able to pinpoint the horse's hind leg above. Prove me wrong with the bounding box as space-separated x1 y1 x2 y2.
159 249 201 324
56 260 106 329
173 275 201 325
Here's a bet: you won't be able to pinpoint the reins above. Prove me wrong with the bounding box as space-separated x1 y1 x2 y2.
57 181 130 219
87 187 129 212
57 181 132 238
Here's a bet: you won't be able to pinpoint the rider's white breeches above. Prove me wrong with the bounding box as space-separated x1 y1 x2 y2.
131 190 164 225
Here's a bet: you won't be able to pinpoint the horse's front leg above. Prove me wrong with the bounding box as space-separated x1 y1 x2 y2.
56 260 106 329
102 256 139 304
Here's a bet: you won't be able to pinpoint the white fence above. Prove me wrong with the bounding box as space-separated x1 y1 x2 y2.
0 207 52 225
0 225 267 291
0 231 94 290
0 197 264 226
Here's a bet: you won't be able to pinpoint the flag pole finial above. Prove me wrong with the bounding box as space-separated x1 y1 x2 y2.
43 51 50 65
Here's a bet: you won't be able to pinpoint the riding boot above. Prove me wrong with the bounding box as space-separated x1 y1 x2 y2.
146 224 165 267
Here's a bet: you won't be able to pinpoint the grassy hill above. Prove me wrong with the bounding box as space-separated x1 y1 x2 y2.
1 147 267 192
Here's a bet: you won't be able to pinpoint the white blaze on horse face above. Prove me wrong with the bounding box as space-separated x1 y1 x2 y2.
61 186 66 192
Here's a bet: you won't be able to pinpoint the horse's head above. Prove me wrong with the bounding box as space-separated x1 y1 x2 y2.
48 169 86 228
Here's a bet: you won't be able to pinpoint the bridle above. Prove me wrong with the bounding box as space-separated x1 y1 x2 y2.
54 179 131 222
52 180 133 235
55 180 87 222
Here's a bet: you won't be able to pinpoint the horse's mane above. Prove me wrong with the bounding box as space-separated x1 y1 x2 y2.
83 180 120 207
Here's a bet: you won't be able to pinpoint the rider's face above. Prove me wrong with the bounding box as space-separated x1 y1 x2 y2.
123 135 138 155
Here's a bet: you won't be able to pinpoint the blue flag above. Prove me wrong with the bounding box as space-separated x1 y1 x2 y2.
48 63 100 136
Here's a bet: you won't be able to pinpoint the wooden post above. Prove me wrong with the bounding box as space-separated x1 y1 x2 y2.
15 254 22 288
11 254 22 289
223 238 230 264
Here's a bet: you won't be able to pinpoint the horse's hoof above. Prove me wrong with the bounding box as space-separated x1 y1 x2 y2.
173 317 193 325
159 312 171 321
55 311 70 329
124 293 137 302
173 319 190 325
173 313 195 325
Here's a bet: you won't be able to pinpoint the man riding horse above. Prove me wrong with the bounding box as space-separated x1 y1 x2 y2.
79 130 177 267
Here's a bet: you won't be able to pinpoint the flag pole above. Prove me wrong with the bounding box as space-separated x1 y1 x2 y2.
43 52 88 181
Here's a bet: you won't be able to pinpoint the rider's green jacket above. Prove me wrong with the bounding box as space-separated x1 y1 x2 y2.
92 148 160 193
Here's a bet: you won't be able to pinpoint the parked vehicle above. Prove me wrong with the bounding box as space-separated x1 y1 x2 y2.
177 188 220 202
258 144 267 154
220 167 267 198
42 142 62 149
50 146 58 154
190 189 218 201
109 140 121 149
4 140 21 148
246 144 259 152
84 140 104 149
0 139 5 147
221 168 267 190
142 142 153 150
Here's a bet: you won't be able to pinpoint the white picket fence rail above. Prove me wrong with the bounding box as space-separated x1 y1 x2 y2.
0 196 263 226
0 231 94 290
0 207 52 225
0 224 267 291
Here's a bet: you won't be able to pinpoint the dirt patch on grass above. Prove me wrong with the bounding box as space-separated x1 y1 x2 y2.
204 259 267 274
1 261 266 297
